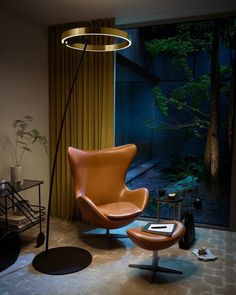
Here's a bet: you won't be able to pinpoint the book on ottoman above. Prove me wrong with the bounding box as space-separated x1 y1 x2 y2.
142 223 176 236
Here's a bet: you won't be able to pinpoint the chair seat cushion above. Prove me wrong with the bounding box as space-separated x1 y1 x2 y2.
127 221 185 251
98 202 142 220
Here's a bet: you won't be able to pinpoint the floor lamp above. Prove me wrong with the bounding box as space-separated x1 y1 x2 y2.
32 27 131 275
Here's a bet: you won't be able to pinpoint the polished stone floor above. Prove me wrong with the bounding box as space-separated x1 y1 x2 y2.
0 218 236 295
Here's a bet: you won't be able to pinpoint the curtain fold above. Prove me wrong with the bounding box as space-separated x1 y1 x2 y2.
49 18 115 220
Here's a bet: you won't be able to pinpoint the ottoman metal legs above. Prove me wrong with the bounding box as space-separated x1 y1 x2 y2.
129 251 182 283
127 222 185 283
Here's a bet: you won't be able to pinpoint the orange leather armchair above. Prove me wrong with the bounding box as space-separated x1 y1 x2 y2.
68 144 149 237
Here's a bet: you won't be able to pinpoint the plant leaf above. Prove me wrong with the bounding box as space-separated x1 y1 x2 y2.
21 146 31 152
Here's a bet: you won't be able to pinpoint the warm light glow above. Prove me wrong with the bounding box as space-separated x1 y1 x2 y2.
61 27 131 52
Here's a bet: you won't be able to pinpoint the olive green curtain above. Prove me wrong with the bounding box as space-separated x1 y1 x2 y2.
49 18 115 220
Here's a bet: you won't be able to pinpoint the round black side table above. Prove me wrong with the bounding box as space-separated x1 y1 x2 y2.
156 196 183 222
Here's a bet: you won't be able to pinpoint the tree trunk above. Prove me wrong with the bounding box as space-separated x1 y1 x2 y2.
228 36 236 151
204 127 211 170
204 25 220 186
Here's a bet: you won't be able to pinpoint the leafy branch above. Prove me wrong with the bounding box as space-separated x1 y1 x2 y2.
145 20 235 143
145 74 211 138
146 36 194 78
13 115 48 166
145 22 214 79
153 74 210 114
146 117 209 131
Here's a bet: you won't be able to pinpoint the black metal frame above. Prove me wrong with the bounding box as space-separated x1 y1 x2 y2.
0 181 45 235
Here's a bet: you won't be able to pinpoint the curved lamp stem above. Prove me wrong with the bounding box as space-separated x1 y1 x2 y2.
32 27 131 274
45 42 88 255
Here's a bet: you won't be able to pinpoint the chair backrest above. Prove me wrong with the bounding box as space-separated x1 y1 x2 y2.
68 144 137 205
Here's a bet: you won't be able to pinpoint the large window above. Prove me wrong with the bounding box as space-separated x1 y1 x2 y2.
115 18 236 227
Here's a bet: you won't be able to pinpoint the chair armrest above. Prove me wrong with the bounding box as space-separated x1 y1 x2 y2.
121 187 149 211
77 195 109 222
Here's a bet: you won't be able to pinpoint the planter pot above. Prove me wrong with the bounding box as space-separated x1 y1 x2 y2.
10 166 23 185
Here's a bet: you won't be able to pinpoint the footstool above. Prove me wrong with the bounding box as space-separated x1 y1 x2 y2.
127 220 185 283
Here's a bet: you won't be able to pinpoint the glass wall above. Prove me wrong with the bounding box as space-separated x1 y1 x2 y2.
115 29 155 166
115 78 154 166
115 19 236 227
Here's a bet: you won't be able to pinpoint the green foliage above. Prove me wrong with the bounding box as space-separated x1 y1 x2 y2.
145 22 212 137
145 21 217 78
146 18 236 79
146 36 194 78
176 22 213 52
145 119 166 131
145 19 236 142
220 65 232 94
145 36 195 56
152 87 169 115
12 115 48 166
223 18 236 48
162 156 206 181
171 74 210 105
148 75 210 135
221 65 232 76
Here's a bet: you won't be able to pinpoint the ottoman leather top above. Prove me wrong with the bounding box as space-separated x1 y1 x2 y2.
127 221 185 251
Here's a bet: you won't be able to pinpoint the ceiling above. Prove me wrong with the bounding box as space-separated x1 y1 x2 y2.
2 0 236 26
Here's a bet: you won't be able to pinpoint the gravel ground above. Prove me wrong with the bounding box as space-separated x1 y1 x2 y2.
127 165 230 227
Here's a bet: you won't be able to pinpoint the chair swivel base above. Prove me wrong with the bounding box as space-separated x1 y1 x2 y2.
32 246 92 275
80 229 128 239
129 251 182 283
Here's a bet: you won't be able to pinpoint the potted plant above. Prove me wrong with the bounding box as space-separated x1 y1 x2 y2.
11 115 48 184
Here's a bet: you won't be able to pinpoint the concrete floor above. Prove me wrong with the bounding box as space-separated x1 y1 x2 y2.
0 218 236 295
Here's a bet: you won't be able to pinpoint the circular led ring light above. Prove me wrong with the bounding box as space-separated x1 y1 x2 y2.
61 27 131 52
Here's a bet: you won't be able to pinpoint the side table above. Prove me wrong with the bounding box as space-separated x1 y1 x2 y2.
156 196 183 222
0 180 45 272
0 180 45 234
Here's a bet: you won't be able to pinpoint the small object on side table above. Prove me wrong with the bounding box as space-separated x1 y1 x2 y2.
168 193 176 199
10 166 23 185
158 189 166 198
156 194 183 222
193 198 202 210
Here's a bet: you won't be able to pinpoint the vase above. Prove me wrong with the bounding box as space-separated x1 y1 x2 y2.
10 166 23 185
0 179 5 190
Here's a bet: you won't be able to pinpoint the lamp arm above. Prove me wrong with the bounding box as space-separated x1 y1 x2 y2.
45 42 88 255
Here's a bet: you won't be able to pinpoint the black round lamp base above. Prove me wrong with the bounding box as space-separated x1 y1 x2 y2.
32 246 92 275
0 231 21 272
